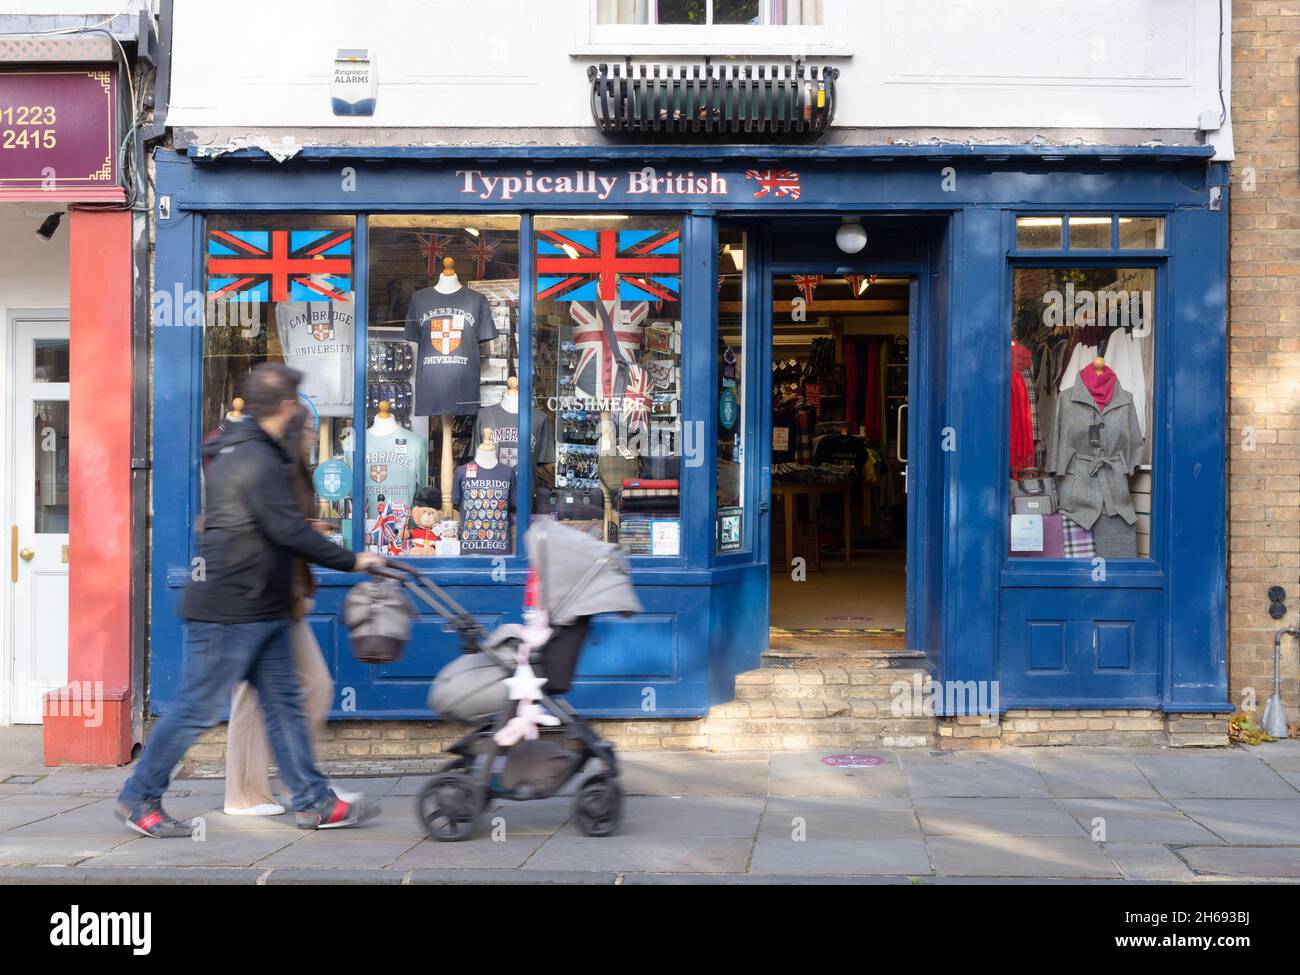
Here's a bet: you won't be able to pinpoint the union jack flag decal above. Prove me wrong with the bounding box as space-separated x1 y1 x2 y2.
745 169 801 201
536 228 680 303
792 274 823 302
207 229 353 303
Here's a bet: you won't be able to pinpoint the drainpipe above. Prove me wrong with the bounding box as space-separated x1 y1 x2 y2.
1261 628 1300 739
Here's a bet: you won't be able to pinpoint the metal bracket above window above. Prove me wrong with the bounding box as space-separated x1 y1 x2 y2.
588 62 837 136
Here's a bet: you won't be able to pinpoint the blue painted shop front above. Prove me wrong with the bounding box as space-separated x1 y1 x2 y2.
149 145 1231 721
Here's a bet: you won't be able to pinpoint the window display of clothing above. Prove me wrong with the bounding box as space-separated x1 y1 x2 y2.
275 301 355 417
452 460 516 555
404 285 498 416
1046 366 1144 556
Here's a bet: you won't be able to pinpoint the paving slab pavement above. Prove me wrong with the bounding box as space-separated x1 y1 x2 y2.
2 741 1300 883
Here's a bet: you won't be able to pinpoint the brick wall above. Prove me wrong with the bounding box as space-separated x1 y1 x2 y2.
1229 2 1300 717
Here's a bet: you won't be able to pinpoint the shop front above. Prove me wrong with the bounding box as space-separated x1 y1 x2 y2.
150 144 1230 726
0 43 144 766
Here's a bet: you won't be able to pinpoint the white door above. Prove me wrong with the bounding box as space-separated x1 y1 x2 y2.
7 318 71 724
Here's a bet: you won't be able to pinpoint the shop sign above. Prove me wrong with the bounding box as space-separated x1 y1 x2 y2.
454 166 805 206
0 67 116 191
650 519 680 557
718 507 742 552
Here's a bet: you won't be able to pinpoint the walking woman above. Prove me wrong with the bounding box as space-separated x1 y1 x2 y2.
223 399 355 815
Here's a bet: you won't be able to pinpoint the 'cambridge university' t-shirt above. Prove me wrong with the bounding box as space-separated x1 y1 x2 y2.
354 425 428 518
276 301 355 417
473 403 555 470
452 461 516 555
404 286 498 416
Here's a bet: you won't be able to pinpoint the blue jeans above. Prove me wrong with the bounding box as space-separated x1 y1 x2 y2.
119 618 330 811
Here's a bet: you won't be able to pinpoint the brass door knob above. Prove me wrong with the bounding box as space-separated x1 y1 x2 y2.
18 547 34 561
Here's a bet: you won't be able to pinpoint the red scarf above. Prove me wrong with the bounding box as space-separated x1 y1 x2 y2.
1081 363 1116 408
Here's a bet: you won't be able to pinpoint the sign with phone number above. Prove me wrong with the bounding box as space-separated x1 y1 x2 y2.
0 67 116 191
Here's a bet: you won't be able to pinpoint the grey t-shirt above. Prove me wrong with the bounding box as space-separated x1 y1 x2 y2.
404 286 498 416
276 301 354 417
473 403 555 469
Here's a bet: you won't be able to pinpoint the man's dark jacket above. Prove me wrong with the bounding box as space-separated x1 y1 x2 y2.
180 420 356 622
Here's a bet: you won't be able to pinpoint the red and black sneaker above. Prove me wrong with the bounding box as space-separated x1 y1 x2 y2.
295 791 379 830
116 800 197 839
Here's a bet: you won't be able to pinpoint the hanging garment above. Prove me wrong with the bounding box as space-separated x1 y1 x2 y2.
1047 375 1144 530
1012 342 1040 443
1057 342 1097 393
844 338 860 435
1009 368 1036 475
1034 339 1065 468
863 338 883 444
1103 328 1148 437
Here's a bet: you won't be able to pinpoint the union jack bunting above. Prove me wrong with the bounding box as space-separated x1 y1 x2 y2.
845 274 877 298
570 298 648 402
792 274 823 302
413 232 455 276
207 229 353 303
536 228 680 303
744 169 801 200
464 233 499 278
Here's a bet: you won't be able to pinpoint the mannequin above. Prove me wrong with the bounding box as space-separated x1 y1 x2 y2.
370 399 398 437
354 399 427 524
451 427 516 555
500 375 519 413
226 397 245 422
404 255 500 519
475 429 500 469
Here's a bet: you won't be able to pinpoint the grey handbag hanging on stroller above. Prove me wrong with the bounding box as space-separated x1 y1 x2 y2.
370 519 642 841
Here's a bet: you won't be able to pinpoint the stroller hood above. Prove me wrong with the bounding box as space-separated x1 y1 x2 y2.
525 519 642 626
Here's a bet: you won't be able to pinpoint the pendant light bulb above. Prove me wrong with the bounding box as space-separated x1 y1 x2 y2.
835 217 867 254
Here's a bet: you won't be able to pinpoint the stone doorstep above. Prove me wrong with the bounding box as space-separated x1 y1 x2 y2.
761 649 929 671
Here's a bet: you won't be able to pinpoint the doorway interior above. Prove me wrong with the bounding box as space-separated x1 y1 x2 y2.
766 271 910 638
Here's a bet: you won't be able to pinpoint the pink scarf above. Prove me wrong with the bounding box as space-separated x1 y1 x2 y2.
1081 363 1116 408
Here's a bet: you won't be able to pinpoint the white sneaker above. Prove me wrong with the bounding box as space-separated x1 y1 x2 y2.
223 802 286 817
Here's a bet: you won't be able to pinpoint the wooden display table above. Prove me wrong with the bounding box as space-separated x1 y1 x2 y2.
772 481 852 568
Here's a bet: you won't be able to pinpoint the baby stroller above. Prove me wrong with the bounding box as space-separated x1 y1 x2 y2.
377 519 642 841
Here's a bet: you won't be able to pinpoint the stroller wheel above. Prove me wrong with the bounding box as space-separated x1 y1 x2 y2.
418 772 486 842
573 773 623 837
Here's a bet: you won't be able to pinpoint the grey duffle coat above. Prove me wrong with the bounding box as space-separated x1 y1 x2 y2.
1046 376 1145 530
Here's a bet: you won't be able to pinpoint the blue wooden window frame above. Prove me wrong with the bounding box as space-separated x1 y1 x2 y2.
1002 209 1169 587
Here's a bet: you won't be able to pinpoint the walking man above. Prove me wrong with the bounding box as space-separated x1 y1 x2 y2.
117 363 386 837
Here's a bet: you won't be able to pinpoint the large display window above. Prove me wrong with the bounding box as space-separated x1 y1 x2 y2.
202 214 357 548
531 215 684 557
364 215 521 558
1007 265 1156 561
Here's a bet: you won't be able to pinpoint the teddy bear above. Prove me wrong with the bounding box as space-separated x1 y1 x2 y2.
406 485 442 557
